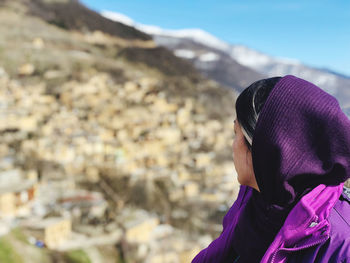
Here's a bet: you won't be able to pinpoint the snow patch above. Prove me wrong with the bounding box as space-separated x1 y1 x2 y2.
138 24 167 35
100 11 230 52
199 52 219 62
152 28 230 52
101 10 135 27
229 45 273 69
174 49 196 59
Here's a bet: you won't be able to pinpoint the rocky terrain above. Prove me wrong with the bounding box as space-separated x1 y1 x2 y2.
0 0 240 262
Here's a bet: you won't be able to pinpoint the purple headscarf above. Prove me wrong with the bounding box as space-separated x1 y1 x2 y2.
232 75 350 262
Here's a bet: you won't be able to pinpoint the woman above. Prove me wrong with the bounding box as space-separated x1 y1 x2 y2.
192 75 350 262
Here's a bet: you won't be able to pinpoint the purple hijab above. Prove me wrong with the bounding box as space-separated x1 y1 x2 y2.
194 75 350 262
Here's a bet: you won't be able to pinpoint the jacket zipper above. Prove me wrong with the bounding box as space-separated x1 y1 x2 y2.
270 235 330 263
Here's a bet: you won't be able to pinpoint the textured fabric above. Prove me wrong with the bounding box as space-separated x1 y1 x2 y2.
192 184 350 262
287 187 350 262
260 183 347 263
231 190 290 262
192 75 350 262
252 75 350 206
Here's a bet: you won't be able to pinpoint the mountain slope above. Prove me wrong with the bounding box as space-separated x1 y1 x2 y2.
101 10 350 112
27 0 151 40
152 34 265 92
102 11 265 92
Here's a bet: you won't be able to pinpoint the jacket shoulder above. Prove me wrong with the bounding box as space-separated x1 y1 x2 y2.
330 186 350 236
321 187 350 260
222 185 251 229
289 188 350 263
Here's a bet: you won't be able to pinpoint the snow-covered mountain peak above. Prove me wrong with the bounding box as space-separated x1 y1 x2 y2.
101 10 135 27
101 9 350 109
230 45 301 69
101 10 230 51
148 28 230 52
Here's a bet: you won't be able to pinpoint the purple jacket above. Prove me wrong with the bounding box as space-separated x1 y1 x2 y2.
192 75 350 262
192 183 350 262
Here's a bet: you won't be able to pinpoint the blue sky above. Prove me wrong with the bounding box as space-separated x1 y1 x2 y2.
81 0 350 76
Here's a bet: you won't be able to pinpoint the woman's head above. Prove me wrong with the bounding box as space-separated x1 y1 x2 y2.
235 77 282 151
232 74 350 262
233 77 282 191
250 75 350 207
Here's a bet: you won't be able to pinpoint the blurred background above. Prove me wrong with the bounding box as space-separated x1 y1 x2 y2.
0 0 349 262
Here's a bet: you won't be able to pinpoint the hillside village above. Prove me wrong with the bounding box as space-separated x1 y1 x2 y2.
0 0 241 262
0 63 241 262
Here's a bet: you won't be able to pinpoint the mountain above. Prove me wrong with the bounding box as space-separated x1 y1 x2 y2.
151 35 266 92
27 0 151 40
102 10 350 112
101 11 265 92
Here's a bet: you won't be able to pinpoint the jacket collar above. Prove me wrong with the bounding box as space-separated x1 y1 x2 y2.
261 183 344 263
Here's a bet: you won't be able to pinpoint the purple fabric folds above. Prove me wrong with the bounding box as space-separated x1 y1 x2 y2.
252 75 350 206
192 75 350 262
